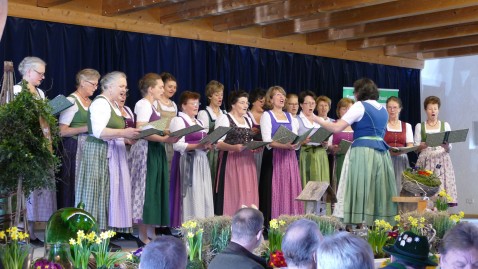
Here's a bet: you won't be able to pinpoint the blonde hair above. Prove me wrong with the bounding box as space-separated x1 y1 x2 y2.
316 95 331 107
336 98 355 118
264 86 286 111
18 56 46 76
205 80 224 100
76 68 100 87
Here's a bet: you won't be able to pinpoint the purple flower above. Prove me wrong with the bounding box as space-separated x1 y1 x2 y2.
133 247 143 257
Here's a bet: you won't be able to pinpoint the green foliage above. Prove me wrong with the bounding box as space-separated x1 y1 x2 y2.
403 168 441 187
210 223 231 255
0 80 60 195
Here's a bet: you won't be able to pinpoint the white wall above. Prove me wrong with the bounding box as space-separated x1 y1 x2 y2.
421 56 478 215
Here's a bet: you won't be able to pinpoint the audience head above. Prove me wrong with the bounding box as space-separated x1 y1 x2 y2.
159 72 177 99
285 93 299 116
179 90 201 116
439 222 478 269
139 236 187 269
264 86 286 111
230 207 264 251
205 80 224 107
383 231 437 269
353 78 379 101
138 73 164 99
18 56 46 87
316 95 332 118
336 98 354 118
316 232 374 269
248 88 266 111
282 219 323 268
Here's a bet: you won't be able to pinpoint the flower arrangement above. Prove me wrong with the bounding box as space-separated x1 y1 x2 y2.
33 258 63 269
68 230 128 269
402 167 441 196
435 189 453 211
269 250 287 268
367 219 394 258
69 230 96 269
268 219 286 252
395 215 428 236
0 227 31 269
182 220 204 264
433 211 464 239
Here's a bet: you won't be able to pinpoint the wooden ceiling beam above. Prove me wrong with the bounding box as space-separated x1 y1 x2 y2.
264 0 477 39
213 2 286 31
307 5 478 44
286 0 398 15
422 45 478 59
159 0 282 24
385 34 478 55
102 0 176 16
37 0 72 8
347 23 478 50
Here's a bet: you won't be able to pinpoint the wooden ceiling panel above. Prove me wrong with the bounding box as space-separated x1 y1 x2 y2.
422 45 478 59
385 34 478 55
347 23 478 50
159 0 282 24
306 5 478 44
37 0 72 8
102 0 177 16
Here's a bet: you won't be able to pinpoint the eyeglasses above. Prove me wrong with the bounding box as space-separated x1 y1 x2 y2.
287 103 299 107
256 225 265 234
33 69 45 77
237 101 250 106
188 102 201 106
85 81 98 88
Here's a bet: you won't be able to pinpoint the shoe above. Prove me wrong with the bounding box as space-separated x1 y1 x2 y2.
157 226 172 236
119 232 146 248
108 241 122 252
30 238 44 248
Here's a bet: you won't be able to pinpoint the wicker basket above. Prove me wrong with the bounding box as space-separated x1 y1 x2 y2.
402 172 441 197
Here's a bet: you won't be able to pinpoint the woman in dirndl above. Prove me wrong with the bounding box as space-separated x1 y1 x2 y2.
384 96 414 194
316 78 397 225
75 71 140 232
58 69 100 209
157 72 178 169
414 96 457 204
259 86 304 226
129 73 179 244
329 98 354 193
247 88 266 182
169 91 214 226
197 80 226 189
214 91 259 216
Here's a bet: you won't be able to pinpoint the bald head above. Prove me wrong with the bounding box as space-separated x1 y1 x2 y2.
282 219 323 268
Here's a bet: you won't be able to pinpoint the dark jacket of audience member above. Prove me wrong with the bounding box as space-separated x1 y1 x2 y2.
209 207 267 269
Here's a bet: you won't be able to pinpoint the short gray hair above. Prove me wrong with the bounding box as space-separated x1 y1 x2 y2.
18 56 46 76
139 236 187 269
100 71 126 92
76 68 100 87
231 208 263 241
282 219 323 267
316 232 374 269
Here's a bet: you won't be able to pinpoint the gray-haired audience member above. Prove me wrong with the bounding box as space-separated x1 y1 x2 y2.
282 219 323 269
439 222 478 269
316 232 374 269
209 207 267 269
139 236 187 269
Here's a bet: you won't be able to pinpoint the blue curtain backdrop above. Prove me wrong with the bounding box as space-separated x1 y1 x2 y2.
0 17 421 126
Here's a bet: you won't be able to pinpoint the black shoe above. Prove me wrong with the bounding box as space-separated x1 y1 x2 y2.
108 241 122 252
30 238 44 248
156 226 172 236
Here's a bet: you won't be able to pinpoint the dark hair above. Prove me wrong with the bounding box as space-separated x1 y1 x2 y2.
282 219 322 267
228 90 249 111
231 208 264 241
179 91 201 108
439 222 478 255
336 98 354 118
423 95 441 109
159 72 176 84
298 91 317 104
138 73 162 97
353 78 379 101
248 88 266 109
139 236 187 269
386 96 403 108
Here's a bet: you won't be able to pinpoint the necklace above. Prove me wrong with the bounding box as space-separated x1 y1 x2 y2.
427 120 438 127
388 120 399 127
75 91 90 104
